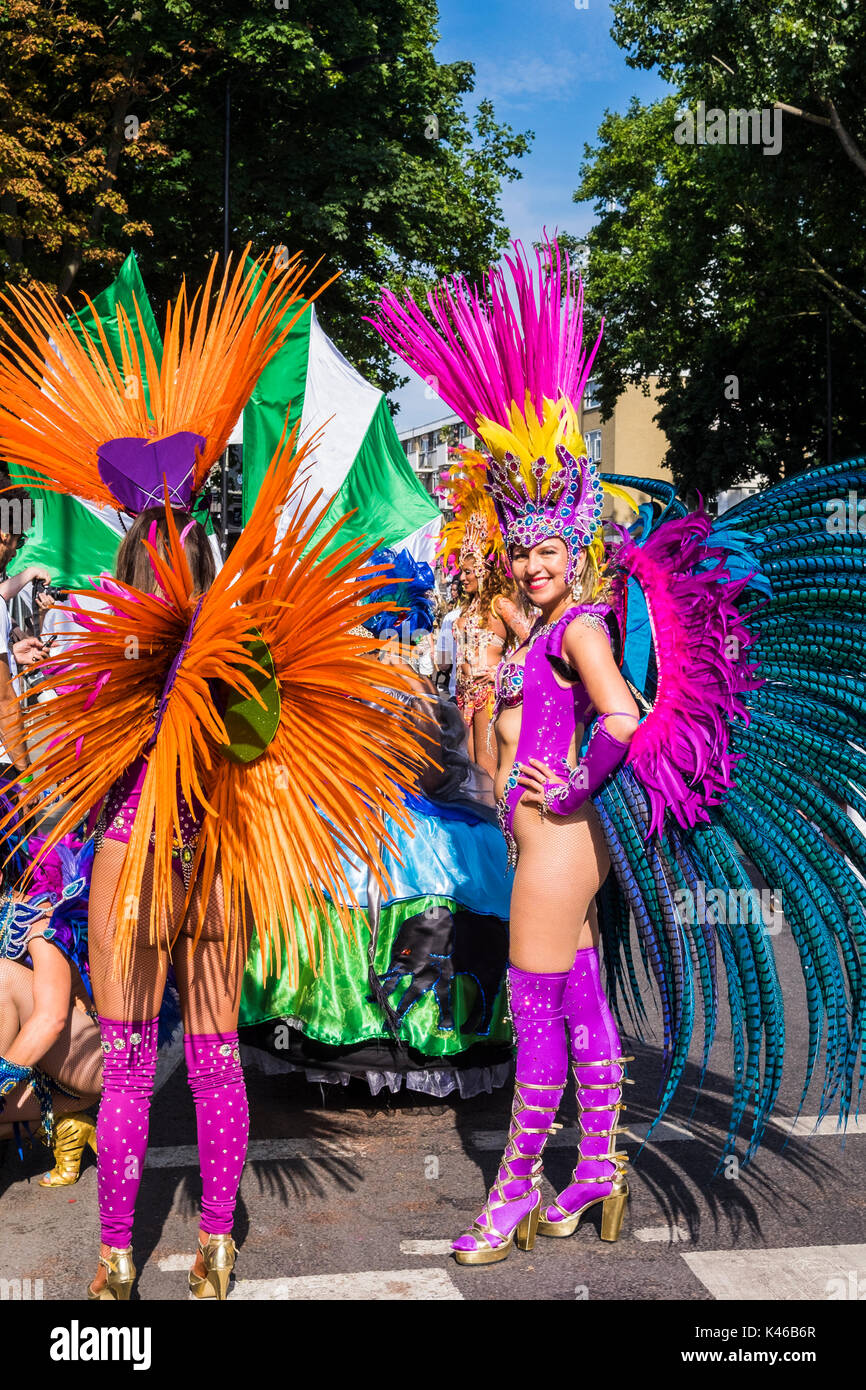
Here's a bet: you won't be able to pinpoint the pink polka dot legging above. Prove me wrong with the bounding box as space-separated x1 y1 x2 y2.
89 839 250 1249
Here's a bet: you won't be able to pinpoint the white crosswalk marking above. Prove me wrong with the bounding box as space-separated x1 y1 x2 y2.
770 1113 866 1138
146 1137 355 1167
469 1119 694 1150
158 1254 196 1271
144 1113 861 1171
634 1225 690 1243
682 1244 866 1300
226 1269 464 1300
399 1239 454 1256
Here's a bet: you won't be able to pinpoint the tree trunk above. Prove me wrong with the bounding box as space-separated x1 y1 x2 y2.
57 69 136 299
1 192 23 266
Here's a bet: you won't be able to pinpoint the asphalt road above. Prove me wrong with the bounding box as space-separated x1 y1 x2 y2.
1 917 865 1306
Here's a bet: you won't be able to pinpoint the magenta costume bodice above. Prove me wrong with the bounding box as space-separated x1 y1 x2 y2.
495 602 618 867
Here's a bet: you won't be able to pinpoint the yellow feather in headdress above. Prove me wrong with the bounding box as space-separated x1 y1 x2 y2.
437 447 505 573
477 394 638 534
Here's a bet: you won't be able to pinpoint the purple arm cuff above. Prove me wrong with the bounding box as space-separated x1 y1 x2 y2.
543 713 635 816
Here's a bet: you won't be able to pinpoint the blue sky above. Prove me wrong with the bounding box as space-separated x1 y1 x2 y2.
392 0 669 428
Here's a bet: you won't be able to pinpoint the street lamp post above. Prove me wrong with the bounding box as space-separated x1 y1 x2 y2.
220 75 231 558
825 304 833 469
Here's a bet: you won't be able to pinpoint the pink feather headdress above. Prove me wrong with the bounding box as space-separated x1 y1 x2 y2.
367 236 608 579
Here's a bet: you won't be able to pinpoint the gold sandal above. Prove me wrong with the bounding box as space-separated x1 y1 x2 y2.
538 1054 634 1241
39 1112 97 1187
87 1247 135 1301
188 1233 237 1300
452 1079 560 1266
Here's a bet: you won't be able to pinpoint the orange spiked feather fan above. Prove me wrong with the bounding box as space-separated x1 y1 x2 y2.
0 246 336 508
0 428 429 981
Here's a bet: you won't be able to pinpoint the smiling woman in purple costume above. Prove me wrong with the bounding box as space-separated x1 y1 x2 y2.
369 237 645 1265
468 479 639 1262
372 221 866 1268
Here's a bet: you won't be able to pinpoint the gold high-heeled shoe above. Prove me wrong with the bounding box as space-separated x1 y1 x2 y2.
188 1233 237 1300
452 1078 561 1266
538 1054 634 1242
87 1247 135 1301
538 1161 629 1239
39 1112 97 1187
453 1190 542 1266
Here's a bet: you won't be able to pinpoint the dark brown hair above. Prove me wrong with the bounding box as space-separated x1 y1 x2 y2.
115 507 216 596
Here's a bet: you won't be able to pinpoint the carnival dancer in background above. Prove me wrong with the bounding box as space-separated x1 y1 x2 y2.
0 482 51 776
369 235 866 1266
0 835 102 1185
239 546 515 1098
0 249 428 1299
442 454 532 778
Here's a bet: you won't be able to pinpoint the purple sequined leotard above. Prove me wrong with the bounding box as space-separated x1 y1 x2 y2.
92 755 202 888
493 602 618 868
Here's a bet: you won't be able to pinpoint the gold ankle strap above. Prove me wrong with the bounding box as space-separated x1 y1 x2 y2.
572 1055 635 1067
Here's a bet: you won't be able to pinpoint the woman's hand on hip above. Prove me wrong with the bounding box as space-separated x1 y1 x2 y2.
516 758 565 807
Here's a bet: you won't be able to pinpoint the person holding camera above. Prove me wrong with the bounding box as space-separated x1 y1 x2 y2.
0 483 51 776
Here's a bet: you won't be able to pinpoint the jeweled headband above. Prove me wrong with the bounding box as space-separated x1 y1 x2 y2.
487 442 605 584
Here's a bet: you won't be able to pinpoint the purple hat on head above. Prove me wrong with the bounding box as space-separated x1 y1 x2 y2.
96 431 206 515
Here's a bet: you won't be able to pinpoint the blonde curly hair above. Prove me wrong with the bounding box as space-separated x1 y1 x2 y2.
574 527 618 607
461 557 525 626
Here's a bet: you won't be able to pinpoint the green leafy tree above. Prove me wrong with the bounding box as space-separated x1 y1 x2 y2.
1 0 531 391
575 0 866 497
0 0 186 293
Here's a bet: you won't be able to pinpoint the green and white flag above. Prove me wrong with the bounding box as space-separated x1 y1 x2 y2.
241 299 441 565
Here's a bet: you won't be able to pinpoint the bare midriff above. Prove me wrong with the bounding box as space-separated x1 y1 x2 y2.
454 608 504 685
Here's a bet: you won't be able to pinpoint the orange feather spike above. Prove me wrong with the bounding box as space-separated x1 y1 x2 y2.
0 246 338 509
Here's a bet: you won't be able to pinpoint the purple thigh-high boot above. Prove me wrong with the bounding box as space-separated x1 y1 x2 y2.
539 945 632 1241
96 1017 159 1249
184 1032 249 1236
452 964 569 1265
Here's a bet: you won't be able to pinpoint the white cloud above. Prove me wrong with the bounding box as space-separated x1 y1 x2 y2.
473 51 621 104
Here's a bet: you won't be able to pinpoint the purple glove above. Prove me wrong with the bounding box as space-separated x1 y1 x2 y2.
542 712 635 817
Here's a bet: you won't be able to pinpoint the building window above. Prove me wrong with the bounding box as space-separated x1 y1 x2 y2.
585 429 602 462
584 379 601 411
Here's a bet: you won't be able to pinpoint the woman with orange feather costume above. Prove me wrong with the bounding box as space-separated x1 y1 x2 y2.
0 250 429 1299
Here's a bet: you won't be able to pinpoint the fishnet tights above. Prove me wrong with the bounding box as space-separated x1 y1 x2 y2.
0 956 102 1130
508 797 610 971
88 840 250 1032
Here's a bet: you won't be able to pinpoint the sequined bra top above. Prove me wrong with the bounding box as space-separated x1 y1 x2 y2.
492 603 617 728
493 659 525 716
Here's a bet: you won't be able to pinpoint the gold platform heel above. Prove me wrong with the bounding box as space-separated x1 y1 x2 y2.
514 1198 541 1252
87 1247 135 1301
538 1054 634 1241
599 1168 629 1242
39 1112 97 1187
452 1079 560 1266
188 1233 237 1300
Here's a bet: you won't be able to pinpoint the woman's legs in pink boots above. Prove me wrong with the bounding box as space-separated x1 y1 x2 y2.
451 964 569 1264
540 945 631 1240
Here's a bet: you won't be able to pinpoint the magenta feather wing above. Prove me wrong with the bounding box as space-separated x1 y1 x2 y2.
616 503 764 838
